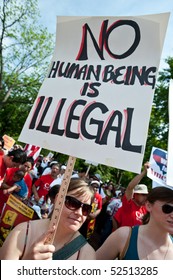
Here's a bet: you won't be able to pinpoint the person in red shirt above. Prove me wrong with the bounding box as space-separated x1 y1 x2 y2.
32 163 60 203
2 157 34 197
0 157 34 215
0 137 5 156
113 162 149 229
0 148 27 184
0 148 27 215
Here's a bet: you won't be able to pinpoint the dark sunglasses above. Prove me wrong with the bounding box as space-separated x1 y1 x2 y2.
65 196 92 216
162 204 173 214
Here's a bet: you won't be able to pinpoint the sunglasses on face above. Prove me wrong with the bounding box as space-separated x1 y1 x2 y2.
162 204 173 214
65 196 92 216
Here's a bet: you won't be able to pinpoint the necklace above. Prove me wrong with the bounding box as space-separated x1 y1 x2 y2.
145 240 170 260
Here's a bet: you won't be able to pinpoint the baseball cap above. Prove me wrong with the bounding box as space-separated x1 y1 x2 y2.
133 184 148 194
91 180 100 187
50 161 58 167
32 205 42 219
61 165 66 170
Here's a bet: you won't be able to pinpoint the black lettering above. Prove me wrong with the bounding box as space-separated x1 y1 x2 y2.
144 67 157 89
122 108 142 153
36 97 53 132
51 98 67 135
86 82 101 97
29 96 45 129
58 62 71 77
66 100 87 138
76 20 108 60
81 102 108 140
99 110 122 146
80 82 89 96
76 19 140 60
47 61 60 78
105 20 140 59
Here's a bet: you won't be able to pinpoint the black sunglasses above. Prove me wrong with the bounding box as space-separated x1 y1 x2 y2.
65 196 92 216
162 204 173 214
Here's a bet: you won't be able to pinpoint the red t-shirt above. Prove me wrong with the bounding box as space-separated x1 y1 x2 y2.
34 174 55 200
0 153 6 186
3 167 18 185
114 194 147 227
92 192 102 212
0 157 9 215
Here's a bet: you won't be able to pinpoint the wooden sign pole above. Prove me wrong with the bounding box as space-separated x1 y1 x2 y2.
45 156 76 244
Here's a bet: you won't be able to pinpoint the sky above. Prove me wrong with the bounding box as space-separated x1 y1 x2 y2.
37 0 173 71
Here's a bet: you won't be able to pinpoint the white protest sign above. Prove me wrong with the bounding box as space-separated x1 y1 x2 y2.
167 79 173 186
19 13 170 173
85 160 98 166
147 146 168 186
148 146 173 189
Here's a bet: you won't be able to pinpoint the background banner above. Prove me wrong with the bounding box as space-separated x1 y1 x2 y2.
0 195 36 247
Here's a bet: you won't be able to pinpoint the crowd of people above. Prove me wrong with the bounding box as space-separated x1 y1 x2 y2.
0 137 173 260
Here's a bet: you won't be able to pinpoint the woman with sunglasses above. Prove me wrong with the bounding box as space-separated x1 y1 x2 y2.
0 178 96 260
96 187 173 260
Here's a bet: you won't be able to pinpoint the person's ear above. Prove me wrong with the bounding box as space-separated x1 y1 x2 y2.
145 201 152 212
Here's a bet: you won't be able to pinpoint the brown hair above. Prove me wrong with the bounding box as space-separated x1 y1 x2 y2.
13 170 25 180
142 187 173 224
49 179 94 218
7 149 27 164
67 178 94 200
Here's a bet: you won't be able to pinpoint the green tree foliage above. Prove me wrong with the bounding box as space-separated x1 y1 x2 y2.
145 57 173 161
0 0 55 137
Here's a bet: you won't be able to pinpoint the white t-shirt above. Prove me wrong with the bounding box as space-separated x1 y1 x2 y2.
42 167 51 175
98 187 106 199
50 177 62 187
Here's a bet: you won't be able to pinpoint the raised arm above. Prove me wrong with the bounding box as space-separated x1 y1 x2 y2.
125 162 150 201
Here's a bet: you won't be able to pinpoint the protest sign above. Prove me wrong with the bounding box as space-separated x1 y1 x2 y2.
147 147 167 186
2 135 15 151
167 79 173 186
19 13 170 173
0 195 35 246
147 146 173 189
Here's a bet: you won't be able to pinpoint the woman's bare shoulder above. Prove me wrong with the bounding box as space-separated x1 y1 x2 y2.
105 226 132 241
79 242 96 259
25 218 50 241
4 220 28 235
116 226 132 237
96 226 132 260
29 218 50 227
0 221 28 259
